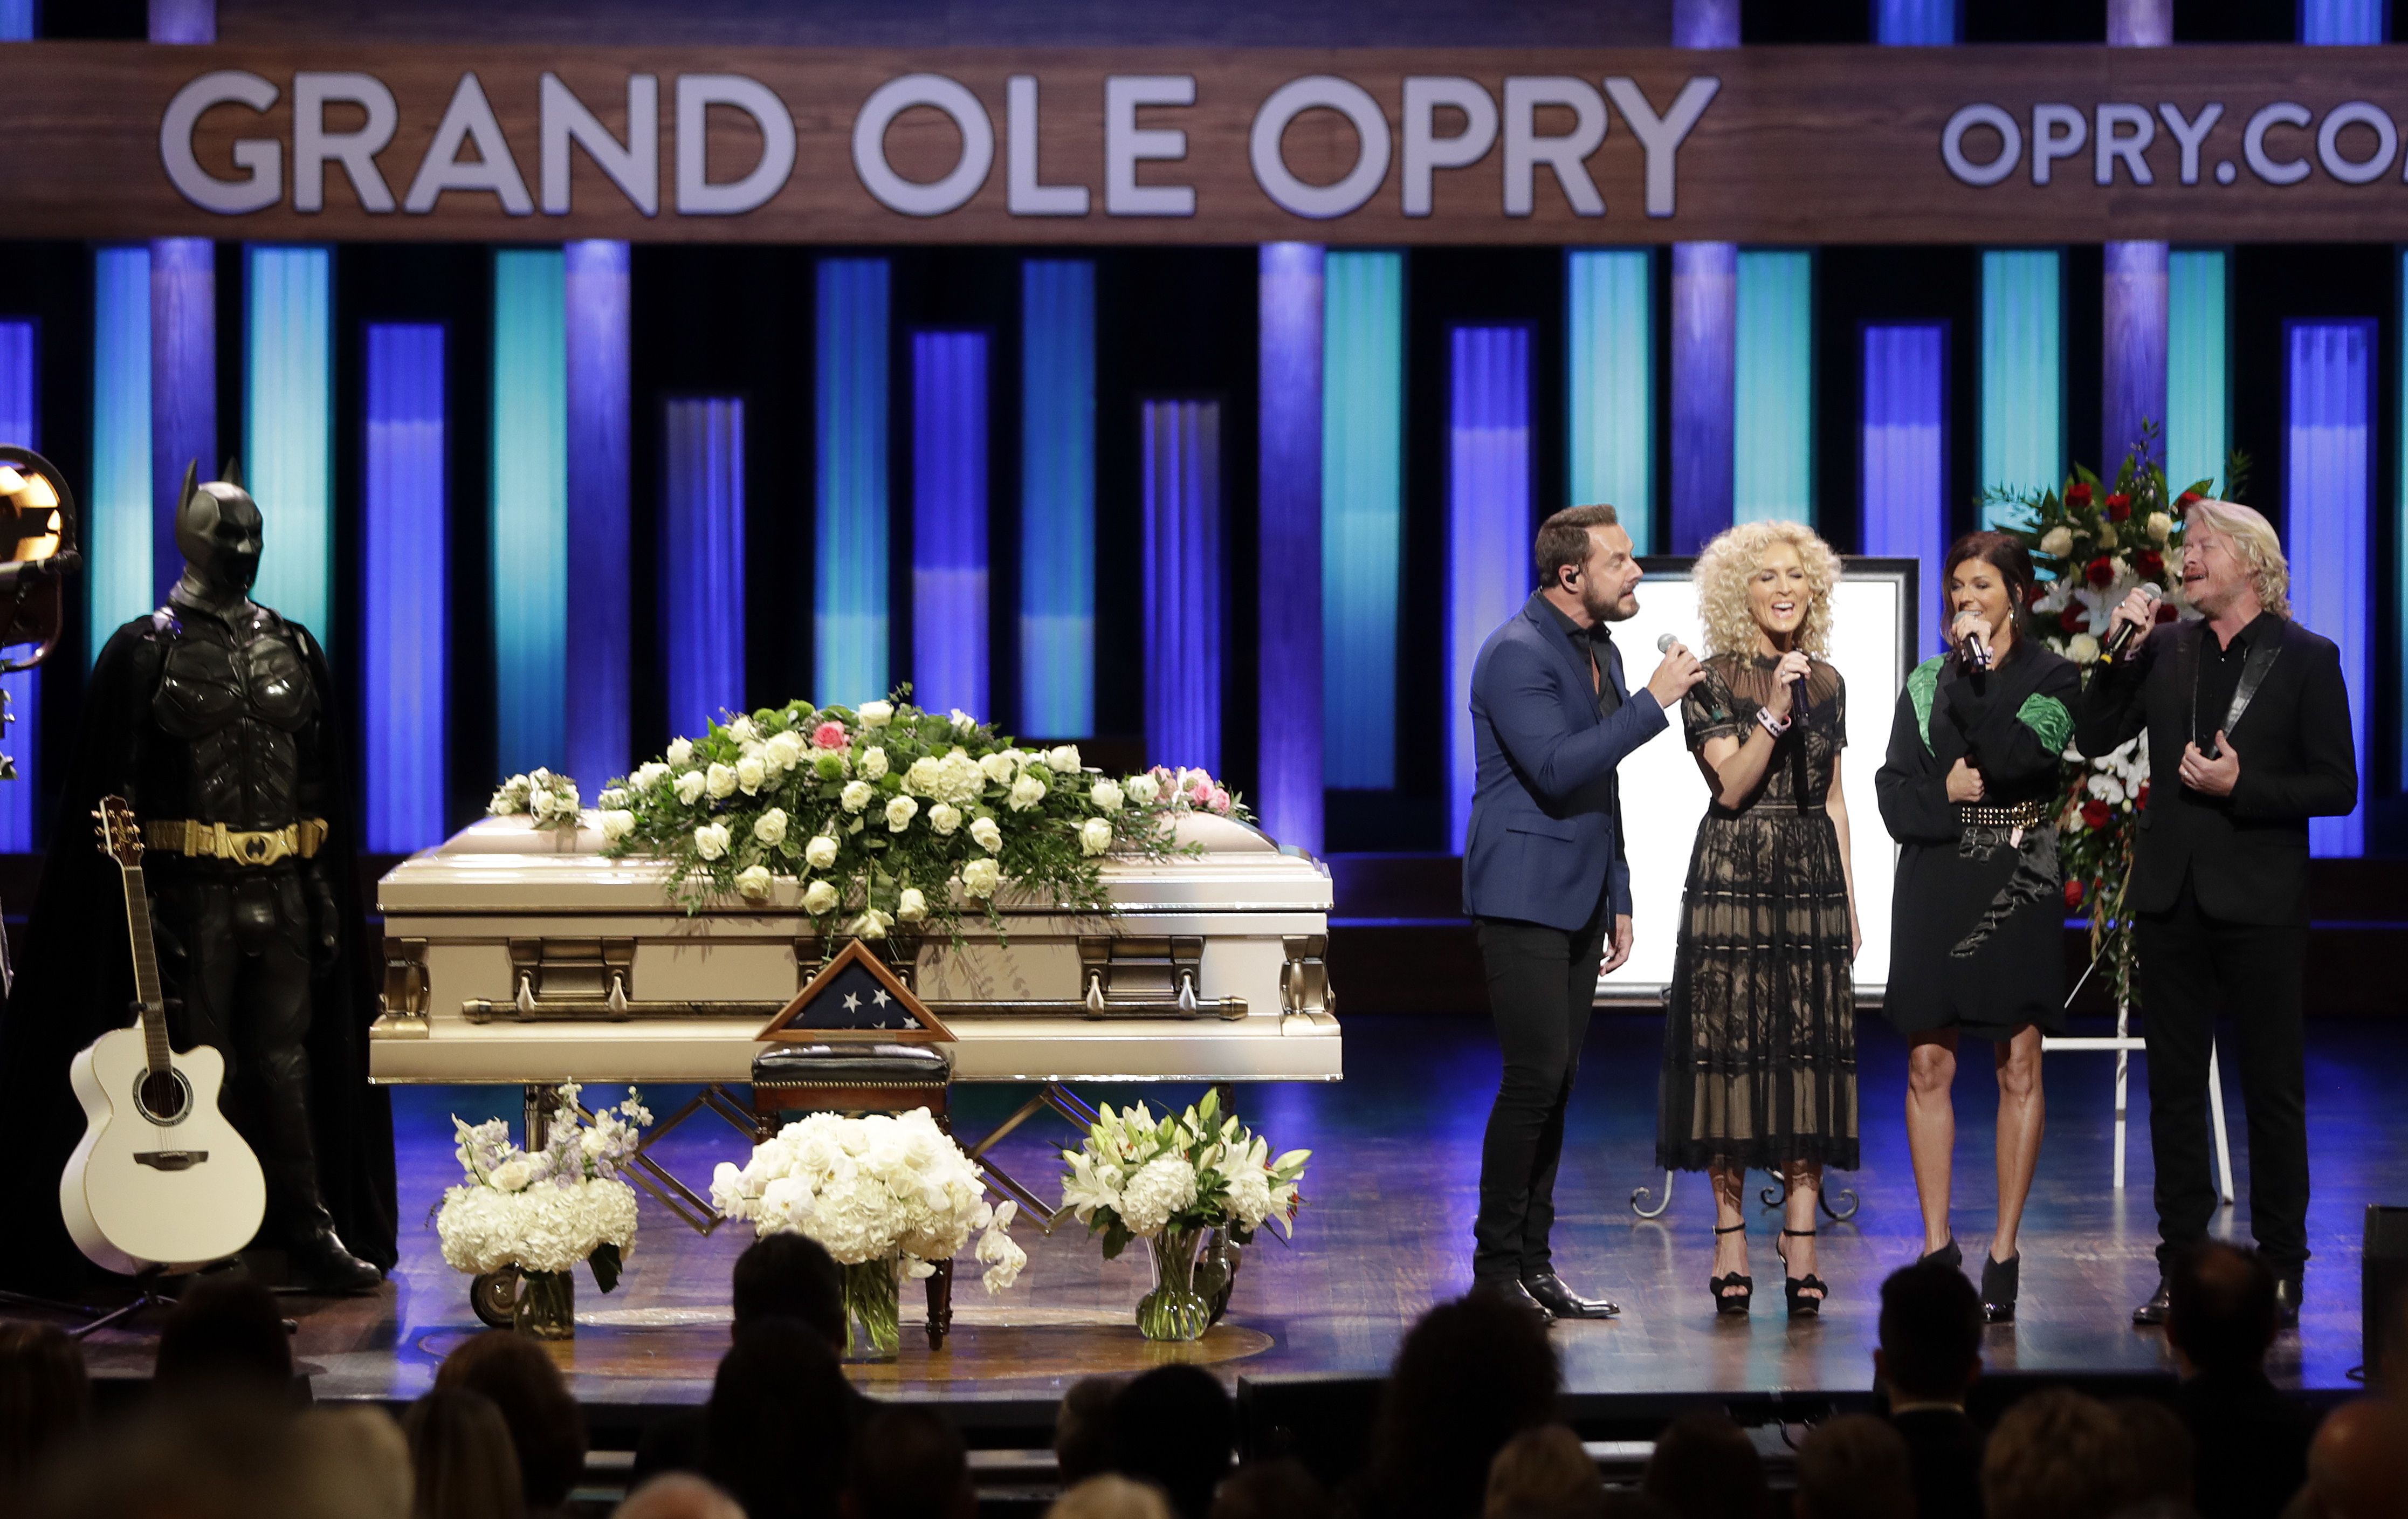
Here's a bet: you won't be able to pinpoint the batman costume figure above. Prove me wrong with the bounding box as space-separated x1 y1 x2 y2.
0 463 395 1296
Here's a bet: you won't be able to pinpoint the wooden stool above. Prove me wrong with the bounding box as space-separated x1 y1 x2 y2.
748 1042 958 1349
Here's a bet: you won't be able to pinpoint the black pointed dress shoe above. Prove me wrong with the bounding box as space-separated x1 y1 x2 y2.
1524 1271 1621 1320
2274 1275 2302 1329
2133 1279 2171 1326
1477 1278 1556 1324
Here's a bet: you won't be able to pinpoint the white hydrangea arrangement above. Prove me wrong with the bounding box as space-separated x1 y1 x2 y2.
1059 1089 1309 1260
487 768 583 830
437 1085 652 1288
710 1108 1027 1294
585 690 1246 930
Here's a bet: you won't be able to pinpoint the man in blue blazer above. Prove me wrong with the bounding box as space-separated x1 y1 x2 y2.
1466 503 1702 1321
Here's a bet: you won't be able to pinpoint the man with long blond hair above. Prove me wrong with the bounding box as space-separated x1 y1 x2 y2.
2082 497 2356 1330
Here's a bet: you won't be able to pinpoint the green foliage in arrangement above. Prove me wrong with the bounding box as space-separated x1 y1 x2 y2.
588 689 1247 943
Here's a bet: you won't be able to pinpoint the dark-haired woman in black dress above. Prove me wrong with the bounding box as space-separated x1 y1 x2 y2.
1875 531 2077 1324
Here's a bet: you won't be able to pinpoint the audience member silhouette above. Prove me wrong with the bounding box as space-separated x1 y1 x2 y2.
2298 1398 2408 1519
2106 1398 2195 1517
1048 1475 1176 1519
2164 1243 2316 1519
844 1405 974 1519
1793 1415 1914 1519
1209 1458 1329 1519
1109 1364 1235 1519
614 1473 746 1519
1979 1389 2138 1519
435 1330 588 1519
704 1316 854 1519
1482 1425 1603 1519
1640 1411 1767 1519
1056 1378 1122 1488
25 1401 305 1519
295 1405 412 1519
1345 1288 1560 1519
0 1322 90 1505
1874 1263 1985 1519
153 1275 297 1402
614 1473 747 1519
404 1387 526 1519
611 1473 741 1519
634 1232 854 1486
733 1232 846 1347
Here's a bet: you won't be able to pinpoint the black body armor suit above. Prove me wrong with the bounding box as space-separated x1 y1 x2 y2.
112 468 381 1292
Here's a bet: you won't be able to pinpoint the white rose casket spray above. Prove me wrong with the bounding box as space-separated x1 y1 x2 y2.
576 691 1249 939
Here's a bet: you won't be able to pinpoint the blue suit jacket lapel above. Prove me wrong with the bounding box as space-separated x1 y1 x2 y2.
1522 595 1600 721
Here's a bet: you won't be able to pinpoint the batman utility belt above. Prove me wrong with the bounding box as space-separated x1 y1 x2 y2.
143 818 329 867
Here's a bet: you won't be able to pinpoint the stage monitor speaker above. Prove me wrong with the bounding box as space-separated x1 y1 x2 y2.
2364 1205 2408 1387
1235 1373 1384 1489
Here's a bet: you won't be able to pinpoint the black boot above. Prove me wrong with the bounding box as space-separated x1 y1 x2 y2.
262 1142 384 1294
288 1224 384 1295
2133 1277 2171 1325
1980 1252 2020 1324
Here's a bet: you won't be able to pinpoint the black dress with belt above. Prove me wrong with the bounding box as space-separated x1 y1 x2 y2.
1656 654 1858 1172
1875 639 2080 1041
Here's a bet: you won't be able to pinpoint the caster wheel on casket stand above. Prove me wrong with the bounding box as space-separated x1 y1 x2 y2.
470 1268 521 1328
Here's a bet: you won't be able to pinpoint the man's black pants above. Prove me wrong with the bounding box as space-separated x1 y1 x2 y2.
1473 894 1609 1286
2136 876 2310 1275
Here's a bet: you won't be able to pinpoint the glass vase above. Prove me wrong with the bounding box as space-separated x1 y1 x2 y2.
1136 1227 1213 1342
841 1256 905 1362
513 1268 575 1340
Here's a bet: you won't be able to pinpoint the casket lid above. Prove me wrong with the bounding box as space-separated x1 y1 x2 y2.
379 812 1333 913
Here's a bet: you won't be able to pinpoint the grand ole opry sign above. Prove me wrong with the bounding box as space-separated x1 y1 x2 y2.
4 44 2408 243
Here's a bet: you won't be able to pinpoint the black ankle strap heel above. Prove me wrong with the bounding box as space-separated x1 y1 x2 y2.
1778 1228 1827 1318
1709 1223 1752 1317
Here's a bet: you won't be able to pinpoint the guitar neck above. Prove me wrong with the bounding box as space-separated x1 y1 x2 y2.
119 862 169 1072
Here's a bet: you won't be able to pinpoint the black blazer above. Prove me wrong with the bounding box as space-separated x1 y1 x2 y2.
2074 616 2356 926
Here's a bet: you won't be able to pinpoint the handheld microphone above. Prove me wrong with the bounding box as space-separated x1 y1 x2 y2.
1656 633 1677 654
1952 613 1992 672
2103 583 2164 661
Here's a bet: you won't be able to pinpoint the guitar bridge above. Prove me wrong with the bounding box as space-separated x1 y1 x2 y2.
133 1150 206 1171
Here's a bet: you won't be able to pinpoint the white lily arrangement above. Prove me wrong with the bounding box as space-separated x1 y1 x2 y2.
1060 1090 1309 1260
488 768 583 830
710 1108 1027 1294
436 1085 652 1289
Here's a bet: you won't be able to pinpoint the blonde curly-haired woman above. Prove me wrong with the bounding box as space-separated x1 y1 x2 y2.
1658 521 1860 1319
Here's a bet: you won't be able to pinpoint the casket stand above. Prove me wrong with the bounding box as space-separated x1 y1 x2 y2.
373 810 1339 1245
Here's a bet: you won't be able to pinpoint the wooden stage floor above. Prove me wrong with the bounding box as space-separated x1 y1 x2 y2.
65 1014 2408 1406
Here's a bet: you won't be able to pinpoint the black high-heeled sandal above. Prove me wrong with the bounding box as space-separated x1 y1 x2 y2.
1709 1222 1753 1316
1777 1228 1828 1318
1981 1251 2020 1324
1917 1237 1963 1273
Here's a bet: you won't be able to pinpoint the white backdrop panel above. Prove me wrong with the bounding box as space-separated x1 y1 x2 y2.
1598 558 1915 1001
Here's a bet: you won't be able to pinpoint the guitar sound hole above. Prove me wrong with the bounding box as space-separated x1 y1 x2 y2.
133 1068 191 1126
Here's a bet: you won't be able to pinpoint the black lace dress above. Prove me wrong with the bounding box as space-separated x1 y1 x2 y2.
1656 653 1860 1172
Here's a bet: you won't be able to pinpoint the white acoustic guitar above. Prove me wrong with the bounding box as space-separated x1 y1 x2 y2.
59 796 266 1274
